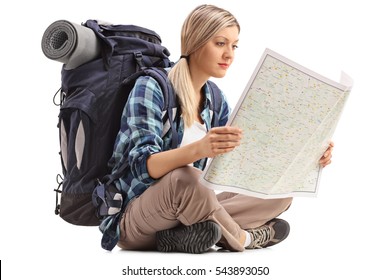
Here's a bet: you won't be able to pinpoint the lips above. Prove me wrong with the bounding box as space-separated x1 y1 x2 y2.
218 63 229 69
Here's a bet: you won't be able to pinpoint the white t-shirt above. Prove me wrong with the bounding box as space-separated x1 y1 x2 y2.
180 122 219 194
180 122 207 167
180 121 207 147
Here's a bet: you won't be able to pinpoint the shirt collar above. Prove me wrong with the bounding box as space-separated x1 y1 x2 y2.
199 83 214 130
201 82 213 109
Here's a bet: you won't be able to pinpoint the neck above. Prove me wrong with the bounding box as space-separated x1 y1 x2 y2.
189 64 209 97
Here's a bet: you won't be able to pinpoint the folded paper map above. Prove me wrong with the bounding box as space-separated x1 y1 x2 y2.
200 48 353 198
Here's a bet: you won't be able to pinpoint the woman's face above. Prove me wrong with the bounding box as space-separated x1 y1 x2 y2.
190 26 239 80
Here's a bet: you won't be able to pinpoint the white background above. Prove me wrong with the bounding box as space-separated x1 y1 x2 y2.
1 0 389 279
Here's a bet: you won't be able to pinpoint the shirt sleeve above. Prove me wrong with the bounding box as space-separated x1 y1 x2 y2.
122 75 165 185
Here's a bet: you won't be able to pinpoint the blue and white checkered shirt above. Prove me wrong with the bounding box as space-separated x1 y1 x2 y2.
99 74 230 249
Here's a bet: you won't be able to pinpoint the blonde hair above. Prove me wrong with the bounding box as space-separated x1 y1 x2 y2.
168 4 240 127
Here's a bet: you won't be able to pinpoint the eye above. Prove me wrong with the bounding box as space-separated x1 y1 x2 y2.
216 41 225 47
232 44 239 50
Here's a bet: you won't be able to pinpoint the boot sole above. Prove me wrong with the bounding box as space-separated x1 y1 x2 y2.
156 221 221 254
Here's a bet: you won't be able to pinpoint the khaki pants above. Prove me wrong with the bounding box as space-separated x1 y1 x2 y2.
118 166 292 252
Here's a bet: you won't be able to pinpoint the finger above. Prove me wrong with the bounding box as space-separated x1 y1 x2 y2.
323 144 334 158
323 150 331 158
210 133 242 143
320 154 332 164
210 139 242 154
211 140 241 150
211 126 242 135
213 147 235 154
321 152 332 160
321 159 332 167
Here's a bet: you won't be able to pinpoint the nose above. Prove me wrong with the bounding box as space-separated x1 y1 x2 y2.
223 45 234 60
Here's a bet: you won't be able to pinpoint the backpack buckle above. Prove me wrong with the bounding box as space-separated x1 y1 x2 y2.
134 51 144 70
92 180 123 218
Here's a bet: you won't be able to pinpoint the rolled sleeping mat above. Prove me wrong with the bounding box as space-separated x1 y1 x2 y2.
41 20 101 69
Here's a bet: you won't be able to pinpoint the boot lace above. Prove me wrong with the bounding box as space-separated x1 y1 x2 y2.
248 225 272 249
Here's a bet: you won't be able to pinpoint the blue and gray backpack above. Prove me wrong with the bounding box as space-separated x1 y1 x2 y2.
42 19 223 227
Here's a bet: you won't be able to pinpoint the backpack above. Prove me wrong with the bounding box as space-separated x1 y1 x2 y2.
44 19 224 227
48 19 173 226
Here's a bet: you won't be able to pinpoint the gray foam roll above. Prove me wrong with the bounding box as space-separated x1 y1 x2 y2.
41 20 101 69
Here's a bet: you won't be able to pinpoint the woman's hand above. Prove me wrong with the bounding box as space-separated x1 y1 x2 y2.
319 141 334 167
198 126 242 158
147 126 242 179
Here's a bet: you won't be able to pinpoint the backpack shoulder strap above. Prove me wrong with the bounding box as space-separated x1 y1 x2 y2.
122 67 180 148
121 67 172 108
206 80 223 127
139 68 174 111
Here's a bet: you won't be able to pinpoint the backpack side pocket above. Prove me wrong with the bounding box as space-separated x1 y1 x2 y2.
57 88 101 226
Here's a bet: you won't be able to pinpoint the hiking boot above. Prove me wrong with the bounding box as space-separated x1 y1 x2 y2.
246 218 290 249
156 221 222 254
